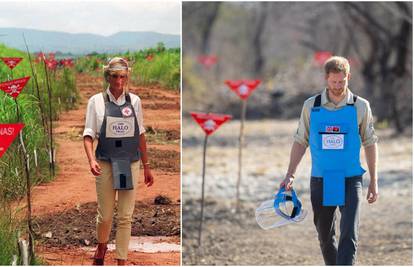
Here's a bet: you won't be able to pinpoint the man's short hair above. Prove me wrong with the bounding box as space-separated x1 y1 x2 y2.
324 56 350 76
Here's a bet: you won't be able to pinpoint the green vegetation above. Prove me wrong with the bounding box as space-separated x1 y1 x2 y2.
0 43 78 265
0 42 179 264
0 209 18 265
0 43 78 199
145 126 180 145
75 43 180 90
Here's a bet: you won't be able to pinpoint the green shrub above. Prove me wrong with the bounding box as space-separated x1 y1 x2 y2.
0 205 19 265
74 46 180 90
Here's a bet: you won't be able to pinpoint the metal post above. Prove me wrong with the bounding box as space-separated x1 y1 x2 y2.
23 34 49 136
198 134 209 247
43 56 55 177
11 67 35 263
236 100 247 211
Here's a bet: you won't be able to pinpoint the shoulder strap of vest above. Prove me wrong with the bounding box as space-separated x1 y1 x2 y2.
102 91 110 103
347 95 358 106
102 91 131 104
314 93 358 107
313 94 322 107
125 93 131 103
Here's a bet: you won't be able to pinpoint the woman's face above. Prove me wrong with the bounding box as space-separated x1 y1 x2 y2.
108 71 128 92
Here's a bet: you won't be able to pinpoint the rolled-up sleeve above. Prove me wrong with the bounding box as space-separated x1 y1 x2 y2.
134 98 146 135
360 102 378 147
293 101 311 147
83 97 97 139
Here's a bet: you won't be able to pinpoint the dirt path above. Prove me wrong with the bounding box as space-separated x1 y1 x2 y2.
31 73 180 265
182 119 412 265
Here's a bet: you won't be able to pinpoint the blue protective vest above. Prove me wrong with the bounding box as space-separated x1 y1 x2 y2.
309 94 365 206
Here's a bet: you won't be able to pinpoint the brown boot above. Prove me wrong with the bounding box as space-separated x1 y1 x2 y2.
117 259 126 265
92 243 108 265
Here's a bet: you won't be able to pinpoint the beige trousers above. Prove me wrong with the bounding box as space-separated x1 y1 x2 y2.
95 160 139 260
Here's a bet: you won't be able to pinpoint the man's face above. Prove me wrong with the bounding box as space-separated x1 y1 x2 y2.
325 72 350 97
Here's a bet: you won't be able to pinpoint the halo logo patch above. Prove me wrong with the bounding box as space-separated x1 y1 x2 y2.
106 116 135 138
322 134 344 149
110 121 132 135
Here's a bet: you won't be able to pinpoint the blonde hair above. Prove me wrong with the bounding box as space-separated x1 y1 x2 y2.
103 57 131 93
324 56 350 76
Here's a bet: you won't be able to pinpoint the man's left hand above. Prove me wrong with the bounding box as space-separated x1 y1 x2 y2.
144 168 154 187
366 180 378 204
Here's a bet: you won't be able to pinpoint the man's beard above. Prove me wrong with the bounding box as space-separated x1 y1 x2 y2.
329 87 346 97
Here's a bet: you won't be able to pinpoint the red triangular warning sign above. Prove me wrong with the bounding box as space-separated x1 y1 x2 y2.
1 57 23 70
198 55 217 69
190 112 232 136
0 77 30 99
0 123 24 158
314 51 332 66
225 79 261 100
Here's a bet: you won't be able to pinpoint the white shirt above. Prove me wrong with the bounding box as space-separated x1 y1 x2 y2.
83 88 146 140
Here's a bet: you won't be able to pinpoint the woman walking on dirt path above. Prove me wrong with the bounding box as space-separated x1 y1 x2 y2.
83 57 154 265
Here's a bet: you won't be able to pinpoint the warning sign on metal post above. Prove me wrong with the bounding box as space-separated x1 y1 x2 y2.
190 111 232 247
224 79 261 100
1 57 23 70
314 51 332 66
198 55 217 69
190 112 232 136
0 123 25 158
0 77 31 99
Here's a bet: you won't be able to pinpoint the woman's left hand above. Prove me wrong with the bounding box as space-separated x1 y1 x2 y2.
144 167 154 187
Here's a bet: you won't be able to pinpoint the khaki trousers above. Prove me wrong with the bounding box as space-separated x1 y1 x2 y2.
95 160 139 260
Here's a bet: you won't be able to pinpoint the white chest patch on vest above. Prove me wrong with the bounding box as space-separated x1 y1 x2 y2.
322 134 344 149
106 116 135 138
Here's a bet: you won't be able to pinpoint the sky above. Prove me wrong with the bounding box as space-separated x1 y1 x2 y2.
0 0 180 36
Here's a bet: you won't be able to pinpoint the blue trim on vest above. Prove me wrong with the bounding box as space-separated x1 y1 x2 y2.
309 100 365 206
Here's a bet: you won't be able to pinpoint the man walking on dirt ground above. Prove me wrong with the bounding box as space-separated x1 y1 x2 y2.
280 56 379 265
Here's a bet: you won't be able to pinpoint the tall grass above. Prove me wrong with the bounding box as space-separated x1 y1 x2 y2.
0 43 78 264
0 203 19 265
0 219 17 265
75 44 180 90
0 93 50 199
75 54 105 76
131 49 180 90
0 44 78 197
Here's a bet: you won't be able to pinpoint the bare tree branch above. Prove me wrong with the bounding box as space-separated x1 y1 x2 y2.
345 2 393 38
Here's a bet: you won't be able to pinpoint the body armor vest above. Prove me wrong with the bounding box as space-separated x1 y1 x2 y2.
309 94 365 206
95 91 140 190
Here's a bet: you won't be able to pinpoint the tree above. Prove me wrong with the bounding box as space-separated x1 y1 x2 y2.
341 2 412 132
182 2 221 54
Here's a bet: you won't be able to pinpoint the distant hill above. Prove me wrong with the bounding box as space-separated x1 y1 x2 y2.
0 28 180 55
